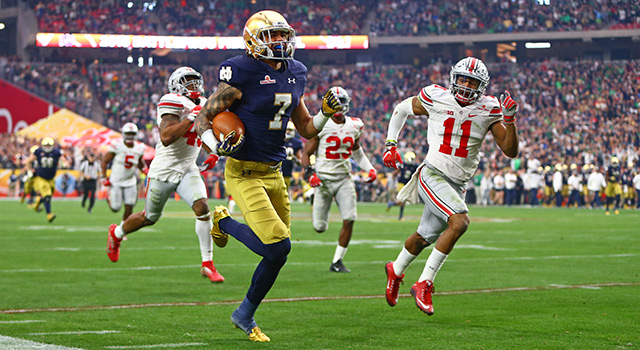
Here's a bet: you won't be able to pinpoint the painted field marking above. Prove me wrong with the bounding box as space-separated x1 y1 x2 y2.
0 253 636 274
0 320 45 324
26 330 120 335
1 281 638 315
0 335 84 350
104 343 207 349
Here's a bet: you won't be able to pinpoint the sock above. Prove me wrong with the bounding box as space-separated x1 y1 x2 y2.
43 196 51 214
195 219 214 262
419 248 448 283
235 297 259 320
393 247 417 276
399 205 405 219
332 245 347 264
114 225 126 239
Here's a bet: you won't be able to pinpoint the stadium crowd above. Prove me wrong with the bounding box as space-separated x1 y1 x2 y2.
2 56 639 208
28 0 640 36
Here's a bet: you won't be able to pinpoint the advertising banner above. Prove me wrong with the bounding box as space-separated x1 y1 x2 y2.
36 33 369 50
0 79 60 133
15 108 155 160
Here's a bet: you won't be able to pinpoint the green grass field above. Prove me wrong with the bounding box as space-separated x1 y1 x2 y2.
0 198 638 349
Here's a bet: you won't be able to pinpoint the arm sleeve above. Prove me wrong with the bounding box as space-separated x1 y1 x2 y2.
352 147 373 172
386 97 413 143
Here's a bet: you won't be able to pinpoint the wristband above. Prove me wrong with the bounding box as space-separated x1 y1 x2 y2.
312 110 330 131
201 129 219 154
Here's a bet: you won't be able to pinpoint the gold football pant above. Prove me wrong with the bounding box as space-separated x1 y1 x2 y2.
225 158 291 244
605 182 622 197
33 177 55 197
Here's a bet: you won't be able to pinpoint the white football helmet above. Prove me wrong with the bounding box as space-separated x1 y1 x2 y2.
330 86 350 115
449 57 490 104
122 122 138 142
285 121 296 140
243 10 296 60
168 66 205 99
41 137 55 153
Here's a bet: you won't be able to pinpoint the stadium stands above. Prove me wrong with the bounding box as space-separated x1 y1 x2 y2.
29 0 640 36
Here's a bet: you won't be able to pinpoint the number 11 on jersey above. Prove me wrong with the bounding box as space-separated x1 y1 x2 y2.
439 118 471 158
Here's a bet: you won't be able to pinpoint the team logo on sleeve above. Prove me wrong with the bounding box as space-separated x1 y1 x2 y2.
219 66 232 81
260 75 276 85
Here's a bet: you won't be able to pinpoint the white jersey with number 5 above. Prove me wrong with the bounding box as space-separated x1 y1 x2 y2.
315 116 364 182
418 84 503 184
148 93 206 183
108 139 146 187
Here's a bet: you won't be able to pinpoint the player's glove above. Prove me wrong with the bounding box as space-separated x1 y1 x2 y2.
383 141 403 170
216 131 245 156
199 154 219 173
186 105 202 122
304 166 322 187
499 91 518 124
103 178 112 187
364 168 377 183
322 89 343 118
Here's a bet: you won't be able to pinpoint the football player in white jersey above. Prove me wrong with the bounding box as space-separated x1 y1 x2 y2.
102 122 148 223
301 87 377 273
382 57 520 315
106 67 225 283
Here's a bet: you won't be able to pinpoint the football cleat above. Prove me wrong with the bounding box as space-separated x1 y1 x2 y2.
614 210 620 215
106 224 122 262
385 261 404 307
410 280 435 315
201 261 224 283
231 312 270 342
47 213 56 223
329 259 351 273
210 206 230 248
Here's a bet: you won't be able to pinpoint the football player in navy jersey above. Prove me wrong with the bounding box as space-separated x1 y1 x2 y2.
195 10 343 342
22 137 61 223
282 121 304 194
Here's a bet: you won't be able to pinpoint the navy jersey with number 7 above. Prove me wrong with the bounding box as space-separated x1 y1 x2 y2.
218 54 307 162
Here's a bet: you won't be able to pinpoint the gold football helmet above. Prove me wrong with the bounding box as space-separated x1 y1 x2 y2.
41 137 55 153
243 10 296 60
404 151 416 163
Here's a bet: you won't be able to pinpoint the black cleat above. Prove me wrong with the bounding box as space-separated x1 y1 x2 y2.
329 259 351 273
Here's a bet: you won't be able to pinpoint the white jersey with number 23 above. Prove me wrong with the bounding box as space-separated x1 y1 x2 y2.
315 116 364 182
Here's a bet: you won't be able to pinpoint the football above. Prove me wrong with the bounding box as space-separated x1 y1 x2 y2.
212 111 244 143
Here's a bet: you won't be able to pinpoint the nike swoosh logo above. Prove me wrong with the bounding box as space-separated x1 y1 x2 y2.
468 114 477 118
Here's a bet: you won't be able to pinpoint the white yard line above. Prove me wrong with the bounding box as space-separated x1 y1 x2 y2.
26 330 120 335
0 253 635 274
2 281 638 315
104 343 207 349
0 320 45 324
0 335 85 350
